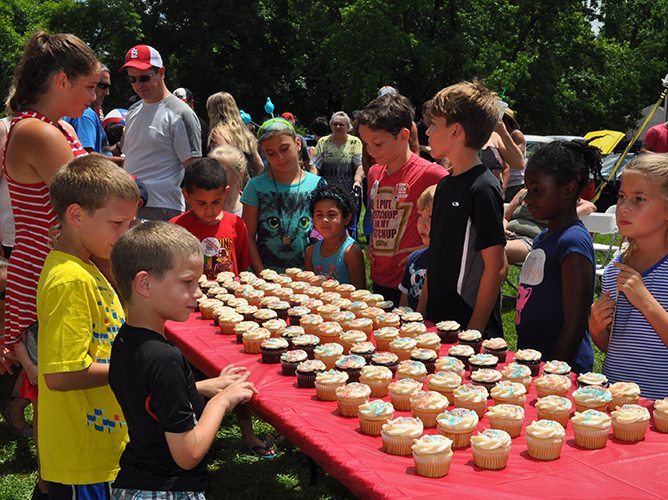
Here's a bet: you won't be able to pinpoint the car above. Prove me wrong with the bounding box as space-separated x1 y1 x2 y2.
524 135 586 157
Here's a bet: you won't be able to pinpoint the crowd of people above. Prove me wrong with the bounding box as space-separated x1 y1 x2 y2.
0 31 667 500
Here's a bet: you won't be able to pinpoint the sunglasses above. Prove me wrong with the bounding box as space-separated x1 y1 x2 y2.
126 69 158 84
97 82 111 90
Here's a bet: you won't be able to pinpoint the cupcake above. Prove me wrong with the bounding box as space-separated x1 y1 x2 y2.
242 328 271 354
349 318 373 339
285 267 302 280
262 318 287 338
253 308 277 325
297 270 315 283
535 395 573 428
359 365 393 397
259 296 280 310
525 419 566 460
426 370 462 403
317 304 341 322
219 312 244 335
332 310 356 331
290 282 310 294
436 408 479 448
410 348 438 374
373 327 400 351
376 300 394 312
321 279 340 293
571 409 611 449
295 359 326 388
339 330 367 354
468 353 499 372
389 337 418 361
388 378 423 411
470 429 512 470
332 297 353 311
434 356 466 379
608 382 641 411
274 287 294 302
435 320 460 344
267 300 290 322
358 399 394 436
242 288 264 307
490 381 527 408
400 322 427 339
654 398 668 433
486 404 525 438
375 312 401 329
314 343 344 370
349 300 369 317
280 349 308 376
401 312 423 324
392 306 413 318
320 291 342 305
300 314 324 335
236 304 258 322
453 384 488 418
361 307 386 329
448 344 474 371
234 284 254 298
457 329 483 353
226 297 248 310
290 333 319 359
534 374 572 398
335 283 355 299
289 294 310 308
470 368 502 393
611 404 650 441
233 320 259 343
308 275 327 287
410 390 450 427
259 268 278 281
199 298 220 319
260 337 289 364
481 337 509 362
336 382 371 417
317 321 343 345
304 298 324 312
334 355 366 383
364 293 385 307
314 369 349 401
370 352 399 377
381 417 424 456
349 341 376 364
577 371 609 388
396 360 427 383
415 332 441 353
514 349 543 376
542 360 572 377
412 435 454 478
572 386 612 412
501 362 533 392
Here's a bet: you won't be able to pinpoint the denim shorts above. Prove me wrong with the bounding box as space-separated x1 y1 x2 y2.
112 489 206 500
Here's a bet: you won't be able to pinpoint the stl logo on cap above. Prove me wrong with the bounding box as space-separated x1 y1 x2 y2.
130 48 139 59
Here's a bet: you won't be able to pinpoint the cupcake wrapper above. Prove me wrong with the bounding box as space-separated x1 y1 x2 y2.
261 348 286 364
654 411 668 433
397 373 426 384
296 371 319 388
381 433 413 456
316 356 341 371
609 396 640 412
437 428 474 448
358 416 390 436
574 401 609 413
375 340 392 351
235 333 244 344
611 420 649 442
536 387 569 399
315 382 344 401
337 397 368 417
572 425 609 449
516 359 541 377
492 396 526 409
536 408 570 428
243 339 263 354
436 330 459 344
341 368 361 384
392 350 413 362
526 435 564 460
361 380 390 398
280 361 298 376
411 408 440 427
483 347 508 363
488 417 524 438
454 399 487 419
389 392 413 411
413 451 453 478
219 323 238 335
471 446 510 470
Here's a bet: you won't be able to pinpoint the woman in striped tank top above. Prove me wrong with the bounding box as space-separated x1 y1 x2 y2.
2 31 99 498
590 154 668 400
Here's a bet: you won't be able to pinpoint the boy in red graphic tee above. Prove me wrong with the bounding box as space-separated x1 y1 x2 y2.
171 158 250 277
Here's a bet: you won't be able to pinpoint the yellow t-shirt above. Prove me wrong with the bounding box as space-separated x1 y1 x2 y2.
37 251 128 484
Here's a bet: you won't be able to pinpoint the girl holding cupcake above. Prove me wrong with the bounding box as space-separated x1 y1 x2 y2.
590 154 668 400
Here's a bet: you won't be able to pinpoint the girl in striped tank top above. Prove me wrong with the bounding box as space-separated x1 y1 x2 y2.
2 31 99 498
590 154 668 400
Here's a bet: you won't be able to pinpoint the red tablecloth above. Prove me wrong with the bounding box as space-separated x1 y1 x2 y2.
165 314 668 500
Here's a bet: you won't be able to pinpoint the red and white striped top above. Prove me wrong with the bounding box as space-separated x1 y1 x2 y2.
2 110 86 345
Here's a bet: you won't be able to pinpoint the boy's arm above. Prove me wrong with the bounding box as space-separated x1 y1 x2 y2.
241 204 264 274
44 362 109 391
196 364 250 398
468 244 506 332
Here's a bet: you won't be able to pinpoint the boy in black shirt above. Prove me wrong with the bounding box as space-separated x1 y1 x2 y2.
109 222 256 497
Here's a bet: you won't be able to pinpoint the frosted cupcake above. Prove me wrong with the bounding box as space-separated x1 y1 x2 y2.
453 384 488 418
267 300 290 322
226 297 248 310
534 374 572 398
535 395 573 428
314 369 349 401
285 267 302 280
359 365 393 397
388 378 423 411
389 337 418 361
457 329 483 353
260 337 289 364
436 408 479 448
242 288 264 307
349 318 373 339
332 310 356 331
308 275 327 287
468 353 499 372
349 341 376 364
287 306 310 326
401 312 423 325
501 362 533 392
233 320 259 343
381 417 424 456
427 370 462 403
572 386 612 412
242 328 271 354
542 360 571 377
300 314 324 335
289 294 309 308
434 356 466 379
349 300 369 317
317 304 341 322
316 321 343 345
415 332 441 353
400 322 427 339
392 306 413 318
482 337 508 362
314 343 344 370
654 398 668 433
280 349 308 376
577 371 609 388
358 399 394 436
199 298 221 320
335 283 355 299
611 404 650 441
608 382 641 411
396 360 428 383
370 352 399 377
515 349 542 376
409 348 438 374
296 359 327 388
435 320 460 344
373 327 401 351
274 287 294 302
376 300 394 312
253 308 277 326
412 435 454 478
448 344 474 370
361 307 386 330
486 404 525 438
571 409 611 449
237 304 259 322
339 330 367 354
350 289 371 302
375 312 401 329
219 312 244 335
297 270 315 282
320 291 342 305
321 279 340 293
525 419 566 460
364 293 385 307
334 354 367 383
290 333 319 359
336 382 371 417
470 429 512 470
470 368 502 393
409 390 450 427
262 318 287 338
490 381 527 408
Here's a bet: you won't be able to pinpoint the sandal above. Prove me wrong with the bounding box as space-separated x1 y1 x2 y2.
0 398 32 439
242 441 276 458
265 430 285 444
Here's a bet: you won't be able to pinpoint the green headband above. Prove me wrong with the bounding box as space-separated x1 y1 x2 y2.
256 118 297 139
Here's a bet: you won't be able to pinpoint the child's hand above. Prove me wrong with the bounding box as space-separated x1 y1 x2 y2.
198 366 250 398
590 291 615 336
614 262 653 310
24 361 39 386
365 244 376 265
0 347 18 375
213 378 257 409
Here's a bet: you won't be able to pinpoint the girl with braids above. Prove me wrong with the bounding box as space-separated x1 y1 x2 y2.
304 183 366 289
591 154 668 400
515 140 602 374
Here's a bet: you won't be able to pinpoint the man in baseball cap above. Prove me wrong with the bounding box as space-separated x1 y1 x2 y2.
116 45 202 221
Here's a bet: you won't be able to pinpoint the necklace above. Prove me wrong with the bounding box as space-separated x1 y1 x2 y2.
270 168 303 246
318 235 347 276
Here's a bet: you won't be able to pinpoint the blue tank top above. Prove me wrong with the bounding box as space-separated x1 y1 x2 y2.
312 236 355 284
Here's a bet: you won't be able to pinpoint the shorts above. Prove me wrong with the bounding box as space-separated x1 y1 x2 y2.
112 489 206 500
19 372 37 400
49 481 112 500
506 233 534 252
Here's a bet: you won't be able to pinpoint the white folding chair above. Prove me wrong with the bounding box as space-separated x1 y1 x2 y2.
581 207 618 285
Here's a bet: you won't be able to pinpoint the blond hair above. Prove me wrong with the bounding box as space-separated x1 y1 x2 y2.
49 155 140 220
620 153 668 263
209 144 248 187
417 185 437 211
110 221 203 303
430 79 498 150
206 91 258 154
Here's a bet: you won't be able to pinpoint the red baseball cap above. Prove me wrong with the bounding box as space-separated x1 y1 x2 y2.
120 45 163 71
